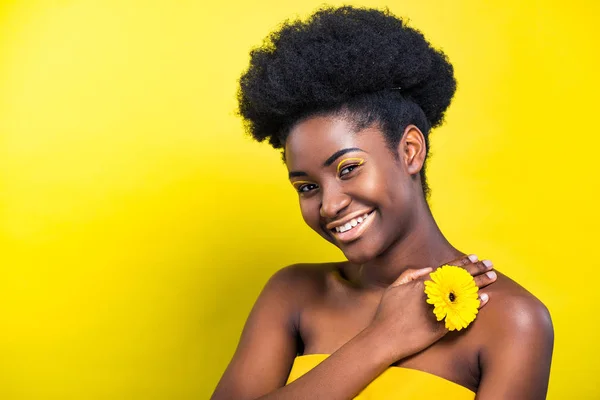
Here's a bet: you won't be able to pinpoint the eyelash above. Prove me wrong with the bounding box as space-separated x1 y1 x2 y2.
336 158 365 177
296 183 318 194
338 163 361 177
294 162 363 194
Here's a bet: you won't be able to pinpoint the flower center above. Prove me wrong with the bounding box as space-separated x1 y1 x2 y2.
448 292 456 302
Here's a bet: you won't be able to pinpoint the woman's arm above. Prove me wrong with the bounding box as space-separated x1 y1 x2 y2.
476 291 554 399
210 266 304 400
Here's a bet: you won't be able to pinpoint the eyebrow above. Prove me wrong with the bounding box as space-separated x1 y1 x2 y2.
288 171 308 178
323 147 364 167
288 147 365 179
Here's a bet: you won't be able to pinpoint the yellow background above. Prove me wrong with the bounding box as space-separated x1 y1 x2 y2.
1 0 598 398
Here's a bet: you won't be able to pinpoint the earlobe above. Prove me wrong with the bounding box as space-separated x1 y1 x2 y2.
399 125 427 175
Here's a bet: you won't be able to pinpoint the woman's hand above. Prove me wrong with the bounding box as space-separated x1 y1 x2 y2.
369 254 496 362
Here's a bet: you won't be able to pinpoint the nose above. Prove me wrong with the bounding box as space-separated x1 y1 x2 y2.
320 185 351 219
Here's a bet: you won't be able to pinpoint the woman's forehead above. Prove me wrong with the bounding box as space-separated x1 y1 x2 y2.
285 115 384 168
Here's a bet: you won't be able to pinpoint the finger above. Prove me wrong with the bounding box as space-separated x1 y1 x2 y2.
473 269 497 289
447 254 479 268
391 267 433 287
478 292 490 309
463 259 494 277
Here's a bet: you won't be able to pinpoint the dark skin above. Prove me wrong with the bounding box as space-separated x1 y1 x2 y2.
211 115 554 400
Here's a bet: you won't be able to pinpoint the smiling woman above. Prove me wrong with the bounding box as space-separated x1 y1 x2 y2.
211 6 553 400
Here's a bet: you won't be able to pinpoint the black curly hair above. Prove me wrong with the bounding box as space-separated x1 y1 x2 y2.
237 6 457 197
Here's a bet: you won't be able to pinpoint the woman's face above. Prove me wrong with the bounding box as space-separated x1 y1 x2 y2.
285 114 425 264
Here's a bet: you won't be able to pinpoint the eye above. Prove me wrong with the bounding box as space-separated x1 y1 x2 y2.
295 183 319 194
339 163 361 178
336 158 365 178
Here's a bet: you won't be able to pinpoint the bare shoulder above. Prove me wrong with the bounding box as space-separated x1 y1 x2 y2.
210 262 347 399
478 272 553 333
473 271 554 356
465 274 554 397
264 261 346 304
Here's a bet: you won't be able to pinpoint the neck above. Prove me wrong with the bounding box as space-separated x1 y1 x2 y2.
359 203 463 290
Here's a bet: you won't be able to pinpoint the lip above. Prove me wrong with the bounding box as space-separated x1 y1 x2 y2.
329 210 376 243
325 209 375 231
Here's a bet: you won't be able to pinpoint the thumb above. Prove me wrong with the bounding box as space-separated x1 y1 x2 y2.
390 267 433 287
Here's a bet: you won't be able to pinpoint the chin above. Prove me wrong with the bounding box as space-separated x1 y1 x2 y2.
339 242 380 264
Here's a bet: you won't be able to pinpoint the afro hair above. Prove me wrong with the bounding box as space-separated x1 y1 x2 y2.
237 6 457 196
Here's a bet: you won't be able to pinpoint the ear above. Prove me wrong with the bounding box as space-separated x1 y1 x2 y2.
397 125 427 175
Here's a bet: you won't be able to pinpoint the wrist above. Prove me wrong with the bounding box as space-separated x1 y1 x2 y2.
357 323 401 366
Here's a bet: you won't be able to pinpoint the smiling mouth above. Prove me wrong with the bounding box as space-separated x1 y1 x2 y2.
327 210 376 243
331 211 373 233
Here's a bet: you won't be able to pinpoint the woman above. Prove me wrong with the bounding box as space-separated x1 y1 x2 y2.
212 6 553 399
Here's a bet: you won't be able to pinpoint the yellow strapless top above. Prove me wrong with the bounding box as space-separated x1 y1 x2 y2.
286 354 475 399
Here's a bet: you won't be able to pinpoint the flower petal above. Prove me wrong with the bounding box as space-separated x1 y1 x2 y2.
424 265 480 331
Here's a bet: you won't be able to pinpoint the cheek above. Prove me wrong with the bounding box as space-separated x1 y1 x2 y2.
357 176 383 201
299 198 321 231
353 169 395 206
354 167 412 215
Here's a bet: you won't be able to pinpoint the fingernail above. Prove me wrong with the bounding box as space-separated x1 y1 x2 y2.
486 271 497 280
468 254 478 262
480 293 489 302
483 260 493 268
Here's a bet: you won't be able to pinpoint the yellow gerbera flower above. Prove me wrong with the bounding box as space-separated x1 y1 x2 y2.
424 265 480 331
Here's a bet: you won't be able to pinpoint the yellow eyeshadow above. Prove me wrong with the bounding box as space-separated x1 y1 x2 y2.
336 157 365 174
292 180 312 189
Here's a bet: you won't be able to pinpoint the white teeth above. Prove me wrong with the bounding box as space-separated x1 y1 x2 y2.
334 211 373 234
